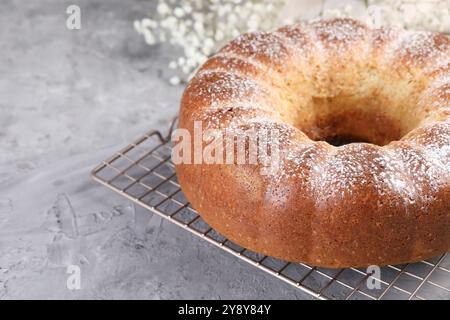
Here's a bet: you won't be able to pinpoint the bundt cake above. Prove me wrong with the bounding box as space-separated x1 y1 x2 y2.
174 19 450 268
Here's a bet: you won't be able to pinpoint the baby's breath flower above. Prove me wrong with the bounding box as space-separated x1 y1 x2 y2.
156 2 170 15
309 0 450 32
173 7 185 18
136 0 449 85
135 0 284 84
168 61 177 69
169 76 181 85
143 30 156 45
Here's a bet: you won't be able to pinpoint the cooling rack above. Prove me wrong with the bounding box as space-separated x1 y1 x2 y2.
91 118 449 300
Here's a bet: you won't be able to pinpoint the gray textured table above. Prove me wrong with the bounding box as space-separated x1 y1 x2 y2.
0 0 311 299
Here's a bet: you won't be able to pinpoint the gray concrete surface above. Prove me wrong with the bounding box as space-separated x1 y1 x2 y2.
0 0 181 166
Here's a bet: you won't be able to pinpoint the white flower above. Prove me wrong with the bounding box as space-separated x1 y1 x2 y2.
160 16 177 29
247 14 260 31
169 76 181 85
182 4 192 14
173 7 185 18
135 0 284 84
214 29 225 41
205 38 215 48
135 0 449 85
177 57 186 66
157 2 170 16
141 18 157 29
231 28 241 38
133 20 143 33
193 20 204 34
181 65 190 74
143 30 156 45
169 61 177 69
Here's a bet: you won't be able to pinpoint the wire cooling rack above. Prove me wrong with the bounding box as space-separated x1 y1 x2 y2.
91 119 449 300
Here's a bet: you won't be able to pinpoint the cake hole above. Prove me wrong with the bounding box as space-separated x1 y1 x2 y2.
323 135 371 147
276 59 429 146
291 96 423 147
316 110 404 146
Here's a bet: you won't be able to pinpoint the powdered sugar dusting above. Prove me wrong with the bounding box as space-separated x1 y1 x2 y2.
309 18 368 52
395 144 448 195
194 100 278 131
219 31 289 64
276 23 311 45
185 19 450 211
387 30 450 67
211 51 267 72
188 69 278 129
407 121 450 168
225 116 296 142
315 145 417 205
419 74 450 111
268 133 449 208
372 27 400 48
274 24 317 57
188 70 263 104
423 55 450 76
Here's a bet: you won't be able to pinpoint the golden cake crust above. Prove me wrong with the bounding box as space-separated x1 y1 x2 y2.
175 19 450 268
